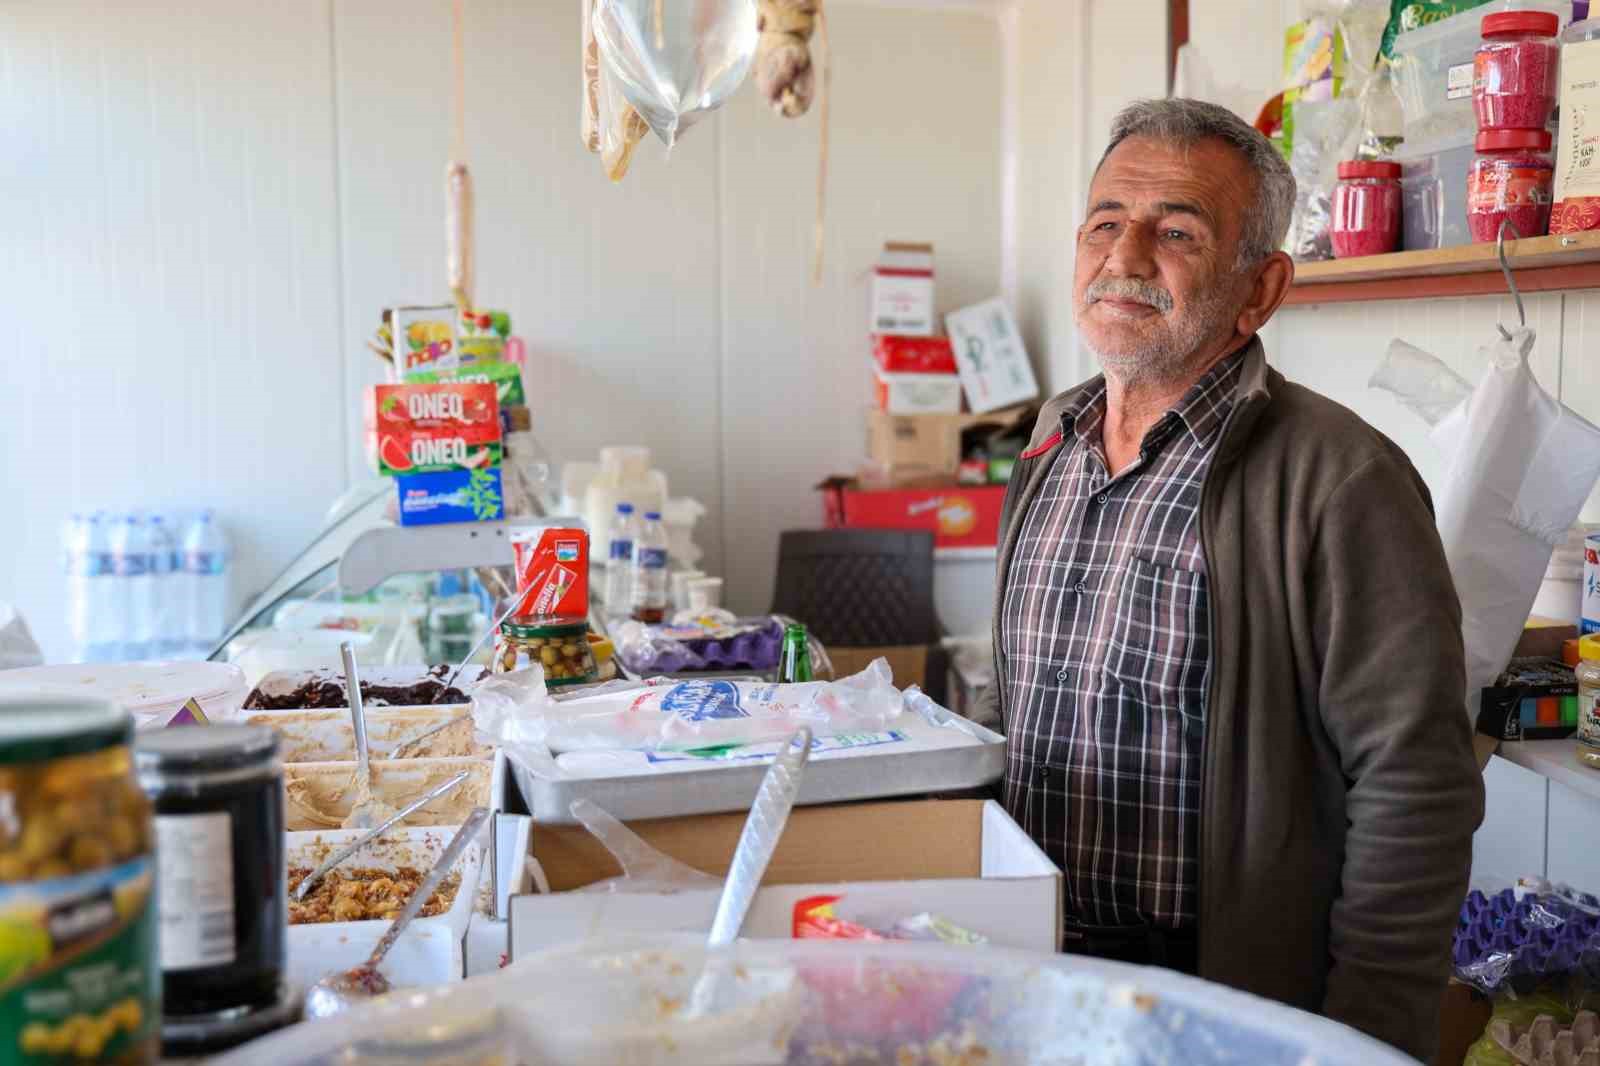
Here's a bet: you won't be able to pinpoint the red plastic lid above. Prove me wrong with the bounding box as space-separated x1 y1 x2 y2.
1337 160 1402 180
1475 128 1553 152
1481 10 1559 38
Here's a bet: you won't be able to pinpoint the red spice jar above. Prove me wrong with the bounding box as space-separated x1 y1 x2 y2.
1473 11 1560 131
1330 160 1402 258
1468 129 1554 241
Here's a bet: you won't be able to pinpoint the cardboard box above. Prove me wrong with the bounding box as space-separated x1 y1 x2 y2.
395 465 505 525
873 334 957 375
819 480 1006 551
510 524 590 622
508 799 1062 958
864 405 1030 485
945 299 1041 414
364 382 503 477
391 304 459 376
407 357 527 407
870 242 936 336
826 645 929 689
873 369 963 415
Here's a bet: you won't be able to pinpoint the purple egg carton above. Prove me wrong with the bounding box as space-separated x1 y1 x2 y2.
621 620 784 674
1453 887 1600 992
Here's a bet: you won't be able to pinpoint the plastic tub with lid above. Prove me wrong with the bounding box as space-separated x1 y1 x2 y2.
1474 10 1561 130
1469 127 1554 240
1331 160 1404 258
575 446 668 550
0 660 249 727
1392 0 1570 144
1398 127 1478 249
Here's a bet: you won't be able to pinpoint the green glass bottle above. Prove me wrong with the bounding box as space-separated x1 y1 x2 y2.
777 623 813 683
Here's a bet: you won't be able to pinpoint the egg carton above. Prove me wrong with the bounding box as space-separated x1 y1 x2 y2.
1454 886 1600 990
1489 1011 1600 1066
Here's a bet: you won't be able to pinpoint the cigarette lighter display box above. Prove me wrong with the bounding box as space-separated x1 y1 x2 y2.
512 525 590 622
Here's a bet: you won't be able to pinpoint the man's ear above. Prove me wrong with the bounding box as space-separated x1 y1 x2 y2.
1236 251 1296 336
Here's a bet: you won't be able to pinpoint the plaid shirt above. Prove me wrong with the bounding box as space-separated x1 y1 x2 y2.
999 352 1245 930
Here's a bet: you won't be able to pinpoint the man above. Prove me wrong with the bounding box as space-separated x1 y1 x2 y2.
976 98 1484 1060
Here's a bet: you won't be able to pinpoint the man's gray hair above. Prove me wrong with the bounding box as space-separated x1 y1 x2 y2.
1100 98 1296 269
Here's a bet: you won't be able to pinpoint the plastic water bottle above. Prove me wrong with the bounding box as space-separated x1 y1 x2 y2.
630 511 669 624
147 514 184 657
110 513 154 660
62 514 91 661
603 503 638 616
80 512 120 662
182 510 230 654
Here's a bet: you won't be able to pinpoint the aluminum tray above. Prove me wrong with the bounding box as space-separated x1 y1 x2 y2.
507 705 1003 824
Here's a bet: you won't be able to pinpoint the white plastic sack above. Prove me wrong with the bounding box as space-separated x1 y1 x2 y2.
593 0 758 147
473 658 905 754
1430 328 1600 707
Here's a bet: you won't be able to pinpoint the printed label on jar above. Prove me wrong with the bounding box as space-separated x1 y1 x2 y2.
1555 47 1600 203
154 813 235 970
1469 166 1553 212
0 859 159 1064
1580 688 1600 750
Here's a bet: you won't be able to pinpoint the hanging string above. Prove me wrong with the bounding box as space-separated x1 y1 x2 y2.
452 0 466 162
811 0 830 285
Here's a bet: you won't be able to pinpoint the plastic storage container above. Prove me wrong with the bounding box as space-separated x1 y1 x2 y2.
1331 160 1403 257
1399 130 1478 249
1392 0 1570 144
1474 10 1561 130
578 446 667 545
493 619 597 686
1468 128 1554 240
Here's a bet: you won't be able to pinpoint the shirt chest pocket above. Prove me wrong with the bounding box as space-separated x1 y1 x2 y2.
1104 556 1211 731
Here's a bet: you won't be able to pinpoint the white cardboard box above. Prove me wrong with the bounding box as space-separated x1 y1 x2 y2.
870 242 936 336
508 799 1061 958
873 368 963 415
945 298 1041 414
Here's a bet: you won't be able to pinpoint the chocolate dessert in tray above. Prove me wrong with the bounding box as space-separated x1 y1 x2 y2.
243 664 470 710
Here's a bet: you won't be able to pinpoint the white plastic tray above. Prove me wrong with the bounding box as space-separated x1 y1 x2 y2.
507 706 1003 824
284 825 485 992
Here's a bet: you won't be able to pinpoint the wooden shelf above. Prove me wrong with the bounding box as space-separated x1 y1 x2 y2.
1284 231 1600 306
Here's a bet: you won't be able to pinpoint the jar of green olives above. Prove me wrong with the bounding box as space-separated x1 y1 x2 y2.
0 693 159 1065
494 620 597 687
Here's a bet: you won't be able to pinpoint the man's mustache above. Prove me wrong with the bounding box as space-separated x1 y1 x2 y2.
1086 278 1174 314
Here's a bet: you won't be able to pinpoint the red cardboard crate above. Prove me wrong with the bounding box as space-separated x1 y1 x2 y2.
819 479 1005 550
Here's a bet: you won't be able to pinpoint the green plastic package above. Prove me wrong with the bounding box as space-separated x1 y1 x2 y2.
1380 0 1495 59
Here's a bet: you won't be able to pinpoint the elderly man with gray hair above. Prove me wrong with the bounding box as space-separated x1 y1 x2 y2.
977 98 1483 1060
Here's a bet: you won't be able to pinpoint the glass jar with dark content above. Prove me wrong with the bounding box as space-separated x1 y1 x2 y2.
133 726 285 1038
0 694 160 1066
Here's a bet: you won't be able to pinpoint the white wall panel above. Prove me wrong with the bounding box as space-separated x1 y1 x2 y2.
1474 756 1547 885
0 0 345 660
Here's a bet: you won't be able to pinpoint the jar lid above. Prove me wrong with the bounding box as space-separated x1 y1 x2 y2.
503 619 590 639
1581 635 1600 663
1482 10 1559 38
134 724 279 775
1475 128 1553 152
0 693 131 765
1337 160 1402 180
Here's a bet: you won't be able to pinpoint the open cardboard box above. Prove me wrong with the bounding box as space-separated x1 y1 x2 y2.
508 799 1060 959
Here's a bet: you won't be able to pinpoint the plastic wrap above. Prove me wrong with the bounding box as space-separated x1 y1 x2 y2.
1454 878 1600 998
613 615 834 677
597 53 649 181
213 934 1420 1066
1287 96 1362 259
593 0 758 147
1369 337 1476 425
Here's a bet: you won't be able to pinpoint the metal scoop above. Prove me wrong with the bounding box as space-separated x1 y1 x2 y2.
340 641 387 830
303 806 489 1021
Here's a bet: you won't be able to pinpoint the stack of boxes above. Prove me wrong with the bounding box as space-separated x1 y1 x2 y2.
366 304 530 526
820 244 1040 552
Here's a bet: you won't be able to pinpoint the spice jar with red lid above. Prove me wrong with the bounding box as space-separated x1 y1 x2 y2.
1474 11 1561 131
1330 160 1403 258
1468 128 1553 241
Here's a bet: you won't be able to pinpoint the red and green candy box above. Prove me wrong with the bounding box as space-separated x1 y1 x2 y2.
364 382 503 477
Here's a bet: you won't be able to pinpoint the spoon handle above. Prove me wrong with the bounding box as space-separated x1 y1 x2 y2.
706 728 812 948
365 807 489 969
433 586 532 702
341 642 370 780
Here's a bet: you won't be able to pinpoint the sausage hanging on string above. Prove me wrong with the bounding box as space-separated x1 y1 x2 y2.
755 0 818 118
445 161 474 310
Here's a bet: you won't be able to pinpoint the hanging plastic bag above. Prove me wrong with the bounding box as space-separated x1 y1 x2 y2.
593 0 759 147
597 51 650 181
1369 337 1475 426
1431 328 1600 714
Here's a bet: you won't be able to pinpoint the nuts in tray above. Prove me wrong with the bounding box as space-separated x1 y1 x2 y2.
287 865 461 924
493 620 597 686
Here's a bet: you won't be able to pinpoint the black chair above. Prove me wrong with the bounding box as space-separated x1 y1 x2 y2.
770 529 947 702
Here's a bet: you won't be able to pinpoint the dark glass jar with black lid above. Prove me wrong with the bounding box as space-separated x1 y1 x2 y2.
133 726 284 1023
